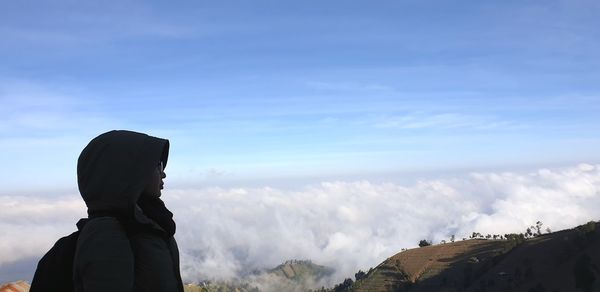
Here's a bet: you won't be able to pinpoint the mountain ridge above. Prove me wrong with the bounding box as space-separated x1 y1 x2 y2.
325 220 600 292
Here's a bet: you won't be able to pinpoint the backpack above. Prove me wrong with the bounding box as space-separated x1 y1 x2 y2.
30 216 132 292
30 230 81 292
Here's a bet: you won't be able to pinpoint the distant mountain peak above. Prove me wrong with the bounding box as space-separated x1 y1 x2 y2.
269 259 334 282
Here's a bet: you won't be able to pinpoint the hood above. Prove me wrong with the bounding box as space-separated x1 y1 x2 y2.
77 130 169 214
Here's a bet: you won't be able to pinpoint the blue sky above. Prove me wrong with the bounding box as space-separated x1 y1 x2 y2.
2 0 600 192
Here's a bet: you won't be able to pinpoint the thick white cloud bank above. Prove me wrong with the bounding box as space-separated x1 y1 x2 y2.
1 164 600 286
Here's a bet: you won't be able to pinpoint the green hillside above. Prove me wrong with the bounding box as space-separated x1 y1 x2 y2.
184 260 333 292
269 260 334 283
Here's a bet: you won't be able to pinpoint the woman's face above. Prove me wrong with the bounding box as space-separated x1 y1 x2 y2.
142 161 166 198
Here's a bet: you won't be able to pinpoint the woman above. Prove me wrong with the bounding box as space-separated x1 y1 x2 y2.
73 130 183 292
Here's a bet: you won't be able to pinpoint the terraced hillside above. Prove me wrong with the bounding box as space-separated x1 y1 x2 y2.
352 239 512 292
351 221 599 292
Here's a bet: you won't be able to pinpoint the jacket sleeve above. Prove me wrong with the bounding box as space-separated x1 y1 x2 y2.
167 237 185 292
74 217 134 292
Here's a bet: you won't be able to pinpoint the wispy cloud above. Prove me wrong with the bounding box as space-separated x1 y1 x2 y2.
0 79 120 134
0 2 197 51
0 79 128 190
305 81 394 92
373 112 517 130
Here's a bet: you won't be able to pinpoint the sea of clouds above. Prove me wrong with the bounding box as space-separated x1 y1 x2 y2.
1 163 600 287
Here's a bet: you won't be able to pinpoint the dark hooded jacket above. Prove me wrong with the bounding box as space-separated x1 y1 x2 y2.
73 130 184 292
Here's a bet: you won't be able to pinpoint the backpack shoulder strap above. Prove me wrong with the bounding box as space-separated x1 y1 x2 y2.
77 215 136 259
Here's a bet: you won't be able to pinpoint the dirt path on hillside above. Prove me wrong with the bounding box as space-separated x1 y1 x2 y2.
410 244 449 282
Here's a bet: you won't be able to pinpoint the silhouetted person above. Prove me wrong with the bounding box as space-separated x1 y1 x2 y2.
74 130 183 292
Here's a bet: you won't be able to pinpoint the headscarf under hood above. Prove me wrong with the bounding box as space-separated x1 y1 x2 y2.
77 130 175 237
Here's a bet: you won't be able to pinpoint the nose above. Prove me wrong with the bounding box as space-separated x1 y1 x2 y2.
161 171 166 179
